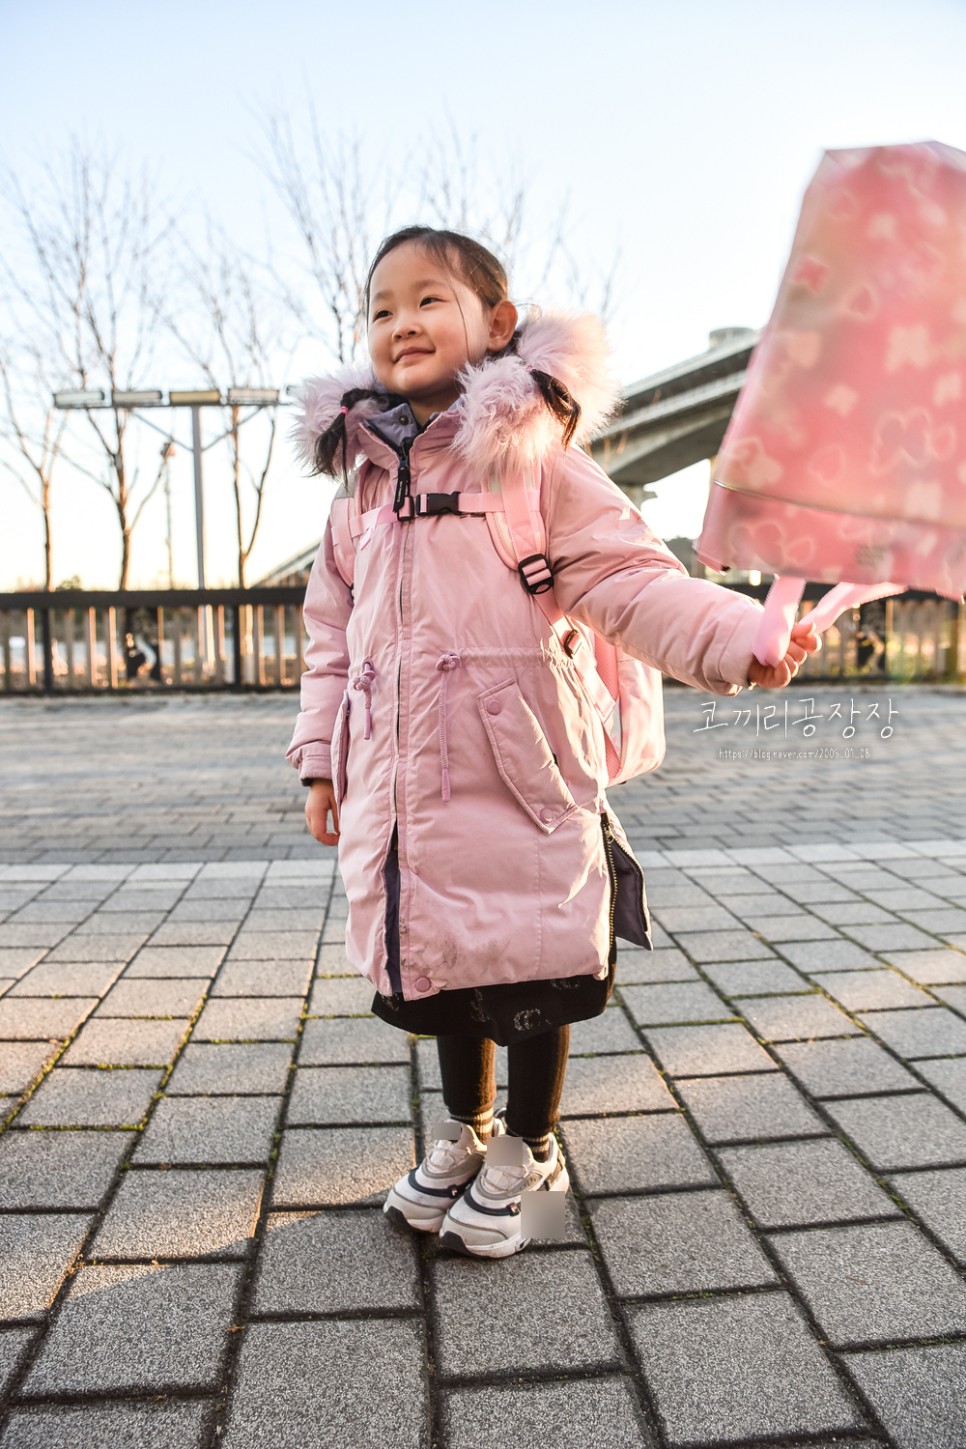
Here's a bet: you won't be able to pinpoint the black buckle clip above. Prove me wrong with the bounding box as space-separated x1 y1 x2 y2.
396 492 462 521
417 492 462 516
518 553 555 596
562 628 581 657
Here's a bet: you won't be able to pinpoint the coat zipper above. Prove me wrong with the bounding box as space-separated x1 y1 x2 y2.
390 441 412 975
601 812 618 953
360 418 418 998
393 437 413 513
382 441 409 997
603 810 650 949
391 449 410 803
394 442 412 749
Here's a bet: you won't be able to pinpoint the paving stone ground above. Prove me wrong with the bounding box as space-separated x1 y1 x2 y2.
1 684 965 1448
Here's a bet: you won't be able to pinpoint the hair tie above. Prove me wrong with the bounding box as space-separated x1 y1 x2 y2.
339 405 349 415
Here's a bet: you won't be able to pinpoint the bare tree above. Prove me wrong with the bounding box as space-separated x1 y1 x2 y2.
0 140 175 587
410 115 620 317
0 336 67 589
256 107 622 370
166 219 291 587
257 116 389 365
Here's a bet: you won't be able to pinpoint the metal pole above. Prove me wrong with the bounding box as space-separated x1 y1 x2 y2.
189 407 214 673
162 442 175 588
191 406 206 590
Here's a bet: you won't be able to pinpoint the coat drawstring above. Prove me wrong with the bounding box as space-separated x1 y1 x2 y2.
435 651 461 800
351 659 376 740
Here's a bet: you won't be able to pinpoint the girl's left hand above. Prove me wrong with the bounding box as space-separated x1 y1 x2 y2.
748 622 822 690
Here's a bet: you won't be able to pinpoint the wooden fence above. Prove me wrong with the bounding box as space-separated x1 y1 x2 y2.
0 589 305 693
0 586 962 694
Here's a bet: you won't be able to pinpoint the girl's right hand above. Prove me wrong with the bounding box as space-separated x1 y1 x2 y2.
305 779 340 845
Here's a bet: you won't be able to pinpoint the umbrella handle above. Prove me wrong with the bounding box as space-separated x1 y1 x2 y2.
753 577 806 666
804 580 905 634
753 577 906 667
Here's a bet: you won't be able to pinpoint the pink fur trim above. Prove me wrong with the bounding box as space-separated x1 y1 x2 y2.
288 364 378 473
289 311 622 477
517 310 621 443
453 311 621 477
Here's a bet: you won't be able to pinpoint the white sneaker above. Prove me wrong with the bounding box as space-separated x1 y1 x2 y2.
439 1110 570 1258
383 1116 506 1234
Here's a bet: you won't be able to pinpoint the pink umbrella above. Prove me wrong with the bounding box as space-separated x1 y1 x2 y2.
697 141 966 663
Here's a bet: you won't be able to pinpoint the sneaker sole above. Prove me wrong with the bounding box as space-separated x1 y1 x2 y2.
383 1189 455 1234
439 1165 571 1258
383 1200 444 1234
439 1227 528 1259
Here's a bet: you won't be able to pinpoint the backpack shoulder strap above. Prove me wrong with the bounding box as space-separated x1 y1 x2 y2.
486 465 625 777
485 471 542 565
329 495 358 589
485 471 564 633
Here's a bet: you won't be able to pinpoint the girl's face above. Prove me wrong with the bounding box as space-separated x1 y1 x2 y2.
367 242 516 424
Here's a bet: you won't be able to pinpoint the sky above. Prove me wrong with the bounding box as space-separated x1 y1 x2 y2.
2 0 965 590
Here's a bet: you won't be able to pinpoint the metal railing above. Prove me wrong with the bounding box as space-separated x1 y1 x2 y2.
0 585 962 695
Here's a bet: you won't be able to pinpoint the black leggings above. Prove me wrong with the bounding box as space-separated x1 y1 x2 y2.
436 1025 570 1140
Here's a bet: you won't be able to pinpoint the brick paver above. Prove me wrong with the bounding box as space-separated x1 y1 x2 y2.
675 1071 824 1141
222 1320 426 1449
20 1262 242 1394
433 1251 621 1375
627 1294 865 1443
1 685 965 1446
842 1343 966 1449
589 1189 777 1295
717 1138 902 1228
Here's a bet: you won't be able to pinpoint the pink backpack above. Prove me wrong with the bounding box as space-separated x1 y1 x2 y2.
697 140 966 663
329 470 667 785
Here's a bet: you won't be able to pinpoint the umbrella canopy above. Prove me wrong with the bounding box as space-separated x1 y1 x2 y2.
698 141 966 606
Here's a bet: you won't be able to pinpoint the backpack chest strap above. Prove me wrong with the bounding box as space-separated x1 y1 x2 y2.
348 490 542 540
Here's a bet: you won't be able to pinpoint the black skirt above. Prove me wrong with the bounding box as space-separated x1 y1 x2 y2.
370 941 617 1047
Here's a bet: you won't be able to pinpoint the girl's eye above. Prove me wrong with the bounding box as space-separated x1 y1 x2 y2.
372 310 390 322
420 296 442 306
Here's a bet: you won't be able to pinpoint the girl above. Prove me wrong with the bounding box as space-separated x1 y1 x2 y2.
287 225 818 1260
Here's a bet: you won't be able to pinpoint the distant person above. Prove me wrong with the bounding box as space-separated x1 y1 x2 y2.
286 226 818 1258
122 632 146 682
140 631 163 683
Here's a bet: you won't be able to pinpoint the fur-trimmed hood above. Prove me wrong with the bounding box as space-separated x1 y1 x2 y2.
290 310 622 479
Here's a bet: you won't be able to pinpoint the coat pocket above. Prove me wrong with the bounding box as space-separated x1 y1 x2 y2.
330 691 351 807
478 680 578 833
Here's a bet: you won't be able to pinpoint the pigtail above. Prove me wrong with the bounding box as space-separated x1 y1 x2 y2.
312 385 406 485
530 369 582 449
499 328 581 448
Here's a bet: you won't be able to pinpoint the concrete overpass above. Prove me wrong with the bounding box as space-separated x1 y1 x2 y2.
589 326 759 506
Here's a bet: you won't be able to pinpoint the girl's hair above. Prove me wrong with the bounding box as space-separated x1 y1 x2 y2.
313 225 580 479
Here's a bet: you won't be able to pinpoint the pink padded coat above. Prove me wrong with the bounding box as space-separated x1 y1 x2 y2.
286 314 765 1002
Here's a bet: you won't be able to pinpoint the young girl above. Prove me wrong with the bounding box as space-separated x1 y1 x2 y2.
287 225 818 1260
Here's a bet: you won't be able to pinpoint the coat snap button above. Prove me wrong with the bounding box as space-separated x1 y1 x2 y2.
486 698 502 715
540 808 555 824
414 975 431 991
